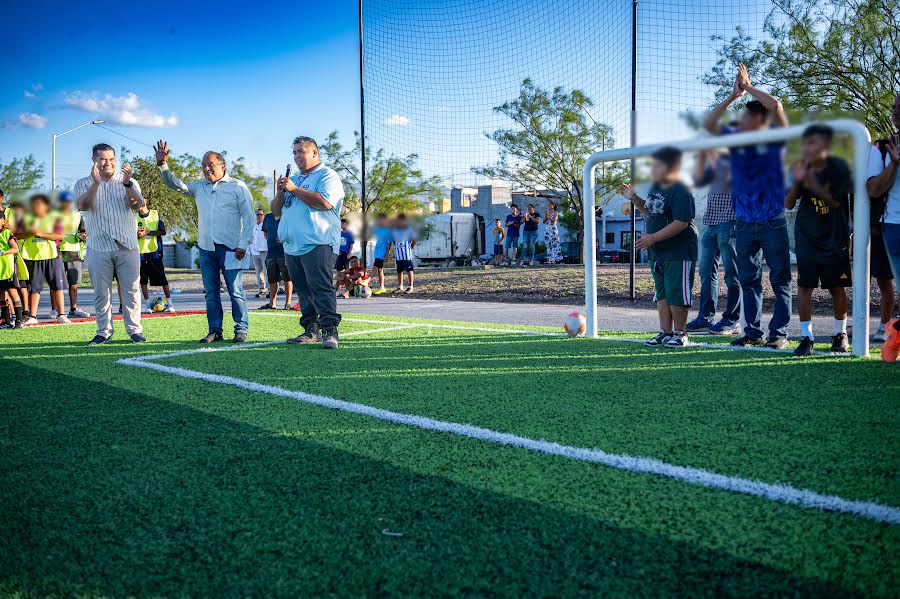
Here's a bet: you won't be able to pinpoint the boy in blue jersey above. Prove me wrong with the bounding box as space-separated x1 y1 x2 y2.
370 213 393 294
392 213 417 293
703 62 792 349
336 219 354 271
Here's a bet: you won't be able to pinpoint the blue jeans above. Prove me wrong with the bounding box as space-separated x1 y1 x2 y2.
735 218 792 340
883 223 900 281
198 244 249 334
697 221 741 322
521 230 538 261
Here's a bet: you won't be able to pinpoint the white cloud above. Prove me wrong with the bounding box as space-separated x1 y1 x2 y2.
385 114 411 126
1 121 16 130
24 90 36 99
64 91 178 128
19 112 47 128
32 83 44 91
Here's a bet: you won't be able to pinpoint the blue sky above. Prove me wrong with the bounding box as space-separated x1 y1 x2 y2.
2 0 772 192
1 0 361 191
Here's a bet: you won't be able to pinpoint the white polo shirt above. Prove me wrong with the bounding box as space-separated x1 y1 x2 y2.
867 144 900 225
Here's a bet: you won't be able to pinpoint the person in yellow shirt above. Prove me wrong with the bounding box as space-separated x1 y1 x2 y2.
58 191 90 318
5 199 31 312
136 203 174 313
0 211 25 328
18 194 68 325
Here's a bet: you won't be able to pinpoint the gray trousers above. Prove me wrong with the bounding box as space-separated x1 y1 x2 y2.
251 251 267 289
86 245 142 337
285 245 341 329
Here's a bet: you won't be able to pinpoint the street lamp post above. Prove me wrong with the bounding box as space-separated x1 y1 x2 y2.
51 120 104 190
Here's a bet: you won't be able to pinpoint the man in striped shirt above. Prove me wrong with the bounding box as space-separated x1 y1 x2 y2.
392 213 417 293
75 143 146 345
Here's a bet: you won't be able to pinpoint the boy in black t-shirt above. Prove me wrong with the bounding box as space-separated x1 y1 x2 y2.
786 124 852 355
620 146 698 348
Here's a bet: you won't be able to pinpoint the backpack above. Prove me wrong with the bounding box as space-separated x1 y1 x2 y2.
870 139 890 234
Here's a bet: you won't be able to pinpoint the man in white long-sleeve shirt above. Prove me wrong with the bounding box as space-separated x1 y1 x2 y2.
155 140 255 343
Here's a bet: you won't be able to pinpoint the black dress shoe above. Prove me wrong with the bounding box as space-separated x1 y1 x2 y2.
199 331 224 344
130 333 147 344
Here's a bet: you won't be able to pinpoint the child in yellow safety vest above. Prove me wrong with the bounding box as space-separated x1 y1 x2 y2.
5 200 31 311
19 194 69 325
0 211 25 328
58 191 90 318
136 205 174 312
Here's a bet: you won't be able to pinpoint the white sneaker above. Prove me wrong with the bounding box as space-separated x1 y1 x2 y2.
164 303 175 313
405 286 415 293
142 301 153 314
57 314 72 325
49 309 59 319
873 323 887 342
68 308 90 318
21 316 38 326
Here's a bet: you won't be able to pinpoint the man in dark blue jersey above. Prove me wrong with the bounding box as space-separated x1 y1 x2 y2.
704 62 791 349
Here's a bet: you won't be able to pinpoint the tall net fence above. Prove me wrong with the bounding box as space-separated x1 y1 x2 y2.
363 0 773 188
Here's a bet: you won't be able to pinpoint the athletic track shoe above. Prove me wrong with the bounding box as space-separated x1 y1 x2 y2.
56 314 72 324
881 318 900 363
199 331 224 344
794 337 814 356
685 316 712 332
321 326 339 350
730 335 764 347
21 316 39 326
708 318 740 335
664 331 689 348
287 323 320 344
88 335 111 346
130 333 147 344
68 308 90 318
765 337 789 350
644 331 672 347
830 333 849 353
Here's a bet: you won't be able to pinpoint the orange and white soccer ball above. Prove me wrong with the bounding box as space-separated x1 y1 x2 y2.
564 312 586 337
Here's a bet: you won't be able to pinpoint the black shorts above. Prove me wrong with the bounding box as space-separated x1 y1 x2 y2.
871 232 894 280
64 260 83 287
335 253 350 271
373 258 385 269
0 276 20 290
265 256 291 284
796 251 851 289
396 259 414 273
25 257 66 293
140 258 169 287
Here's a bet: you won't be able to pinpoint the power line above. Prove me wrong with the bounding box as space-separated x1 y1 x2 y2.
94 124 155 149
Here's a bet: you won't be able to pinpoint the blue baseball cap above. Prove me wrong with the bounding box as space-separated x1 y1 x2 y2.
59 191 74 203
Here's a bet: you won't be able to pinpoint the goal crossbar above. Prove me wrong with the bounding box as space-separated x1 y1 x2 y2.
582 119 873 357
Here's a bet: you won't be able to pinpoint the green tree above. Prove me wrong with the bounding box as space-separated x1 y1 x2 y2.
704 0 900 138
319 130 442 262
473 79 628 260
0 155 45 197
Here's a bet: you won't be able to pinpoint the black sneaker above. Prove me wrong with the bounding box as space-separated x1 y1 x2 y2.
287 323 320 344
88 335 111 346
321 326 339 350
830 332 849 353
130 333 147 344
685 316 712 332
664 331 689 348
731 336 764 347
644 330 672 347
233 331 248 343
765 337 789 350
199 331 224 344
794 337 814 356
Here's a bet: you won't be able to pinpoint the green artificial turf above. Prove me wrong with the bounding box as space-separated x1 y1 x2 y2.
1 313 898 597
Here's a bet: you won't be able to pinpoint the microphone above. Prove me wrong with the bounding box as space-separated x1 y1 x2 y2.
285 164 291 178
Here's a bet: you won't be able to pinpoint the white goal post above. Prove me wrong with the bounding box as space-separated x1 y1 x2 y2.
582 119 873 357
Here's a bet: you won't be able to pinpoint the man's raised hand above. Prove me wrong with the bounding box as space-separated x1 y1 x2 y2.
91 160 101 184
738 62 752 90
619 184 634 201
154 140 170 166
122 162 133 184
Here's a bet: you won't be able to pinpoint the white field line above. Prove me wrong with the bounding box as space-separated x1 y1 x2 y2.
115 323 900 526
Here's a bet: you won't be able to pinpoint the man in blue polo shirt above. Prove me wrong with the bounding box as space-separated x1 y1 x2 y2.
272 136 345 349
704 62 791 349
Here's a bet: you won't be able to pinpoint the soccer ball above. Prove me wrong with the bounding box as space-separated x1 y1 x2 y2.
358 285 373 299
564 312 586 337
151 297 168 312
